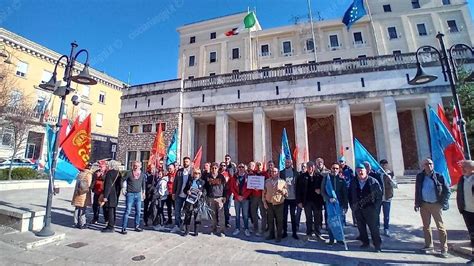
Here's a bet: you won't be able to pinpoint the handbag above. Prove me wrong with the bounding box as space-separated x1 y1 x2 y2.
196 200 214 222
98 171 120 207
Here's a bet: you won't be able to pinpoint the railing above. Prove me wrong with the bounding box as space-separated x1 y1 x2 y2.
1 106 59 124
183 50 474 90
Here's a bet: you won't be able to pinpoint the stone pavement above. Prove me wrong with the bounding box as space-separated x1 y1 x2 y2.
0 182 472 265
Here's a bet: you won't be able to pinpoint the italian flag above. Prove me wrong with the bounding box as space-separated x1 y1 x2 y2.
225 12 257 36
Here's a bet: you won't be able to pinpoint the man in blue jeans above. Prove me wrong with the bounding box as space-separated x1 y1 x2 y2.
171 157 192 233
121 161 147 234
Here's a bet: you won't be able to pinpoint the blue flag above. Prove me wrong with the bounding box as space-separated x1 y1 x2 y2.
324 175 345 243
428 107 455 186
354 138 382 172
278 128 292 171
45 125 79 184
342 0 367 29
166 129 178 166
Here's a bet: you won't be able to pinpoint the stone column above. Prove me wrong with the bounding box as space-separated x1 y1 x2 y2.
228 118 237 162
380 97 405 176
412 109 430 167
372 112 387 161
215 111 229 163
253 107 267 164
181 113 195 159
220 42 228 74
197 123 208 163
265 116 272 163
335 100 354 168
293 103 309 170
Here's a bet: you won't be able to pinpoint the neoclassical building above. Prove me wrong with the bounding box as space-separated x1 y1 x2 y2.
118 0 474 175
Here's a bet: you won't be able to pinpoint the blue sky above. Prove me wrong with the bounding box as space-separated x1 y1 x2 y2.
1 0 473 85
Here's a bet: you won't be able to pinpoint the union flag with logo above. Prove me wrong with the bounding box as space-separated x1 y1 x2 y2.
149 124 166 169
61 114 92 170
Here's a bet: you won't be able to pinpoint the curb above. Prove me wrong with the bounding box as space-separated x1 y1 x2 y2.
0 180 76 191
449 242 473 259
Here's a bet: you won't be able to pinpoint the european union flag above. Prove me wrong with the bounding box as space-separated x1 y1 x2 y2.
278 128 292 171
342 0 367 29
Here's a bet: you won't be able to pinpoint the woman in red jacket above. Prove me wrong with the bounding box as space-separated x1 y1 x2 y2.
229 163 253 237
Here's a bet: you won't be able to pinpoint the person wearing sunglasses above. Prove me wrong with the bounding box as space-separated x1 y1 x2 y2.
321 162 348 246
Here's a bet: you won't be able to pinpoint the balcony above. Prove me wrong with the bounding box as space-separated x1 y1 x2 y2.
0 106 59 125
183 50 474 90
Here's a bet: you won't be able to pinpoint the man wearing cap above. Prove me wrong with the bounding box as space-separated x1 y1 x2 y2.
349 164 383 252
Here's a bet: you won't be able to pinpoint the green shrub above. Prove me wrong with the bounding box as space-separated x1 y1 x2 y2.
0 168 44 180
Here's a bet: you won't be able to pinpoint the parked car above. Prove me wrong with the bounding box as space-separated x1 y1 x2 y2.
0 158 37 169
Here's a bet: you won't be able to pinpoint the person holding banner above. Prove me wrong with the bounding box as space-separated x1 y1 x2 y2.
250 161 268 237
349 164 383 252
263 167 288 242
321 162 348 246
182 168 206 236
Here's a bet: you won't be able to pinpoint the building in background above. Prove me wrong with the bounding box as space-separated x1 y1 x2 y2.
119 1 474 174
0 28 124 163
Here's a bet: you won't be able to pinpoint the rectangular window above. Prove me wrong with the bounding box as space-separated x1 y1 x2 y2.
232 69 239 79
210 32 216 39
232 48 240 59
411 0 420 9
417 23 427 36
142 124 152 133
189 36 195 43
41 70 52 83
96 113 103 127
305 39 314 52
16 61 28 77
209 51 217 63
79 107 87 122
353 32 363 44
282 41 292 54
127 151 137 170
329 35 339 48
447 20 459 32
261 44 269 56
25 143 36 159
9 90 22 107
82 85 90 98
393 50 403 61
388 27 398 39
98 91 106 103
189 55 195 66
442 0 450 5
383 4 392 12
156 122 166 132
140 151 150 168
1 127 13 146
129 125 139 134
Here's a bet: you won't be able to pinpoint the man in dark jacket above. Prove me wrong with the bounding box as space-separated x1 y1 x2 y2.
457 160 474 264
296 161 325 241
322 162 348 245
171 156 192 233
349 164 383 252
101 161 122 233
280 159 300 239
414 158 450 258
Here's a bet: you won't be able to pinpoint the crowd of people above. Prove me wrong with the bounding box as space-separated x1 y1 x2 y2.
69 154 474 262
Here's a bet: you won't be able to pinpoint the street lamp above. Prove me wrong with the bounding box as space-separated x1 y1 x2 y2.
408 32 474 160
36 42 97 237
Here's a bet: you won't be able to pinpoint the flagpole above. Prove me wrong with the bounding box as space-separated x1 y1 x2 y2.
248 7 253 71
364 0 380 56
307 0 318 62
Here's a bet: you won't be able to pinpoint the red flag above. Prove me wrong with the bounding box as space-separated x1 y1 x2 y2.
452 106 464 152
61 114 91 170
339 145 344 157
303 147 309 162
445 143 464 186
193 146 202 169
437 104 451 131
149 125 166 167
293 145 298 162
